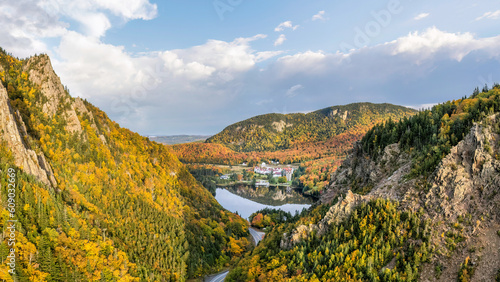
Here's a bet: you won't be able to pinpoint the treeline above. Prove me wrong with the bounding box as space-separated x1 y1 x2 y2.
362 85 500 178
228 199 432 281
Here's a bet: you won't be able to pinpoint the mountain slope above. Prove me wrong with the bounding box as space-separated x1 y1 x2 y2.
206 103 417 152
173 103 416 193
228 86 500 281
0 49 249 281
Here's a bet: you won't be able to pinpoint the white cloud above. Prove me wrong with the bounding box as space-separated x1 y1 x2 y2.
0 0 68 57
56 32 139 95
72 12 112 38
53 32 281 132
268 28 500 95
256 50 285 62
234 34 268 44
0 0 158 54
275 21 291 32
56 33 278 95
274 21 299 32
391 27 500 62
39 0 157 20
173 35 276 74
286 84 303 97
159 51 216 80
414 13 429 20
0 0 279 134
406 103 438 110
47 28 500 134
54 0 156 38
3 0 500 136
0 0 158 60
275 51 329 76
476 10 500 21
274 34 286 46
312 11 326 21
91 0 157 20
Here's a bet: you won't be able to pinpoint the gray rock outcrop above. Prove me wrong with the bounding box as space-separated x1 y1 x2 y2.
0 84 57 187
280 190 370 249
23 55 90 133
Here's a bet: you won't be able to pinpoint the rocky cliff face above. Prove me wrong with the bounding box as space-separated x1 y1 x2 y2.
0 54 106 187
280 190 371 249
281 115 500 280
0 83 56 187
23 55 100 134
418 119 500 281
322 115 500 221
320 141 414 205
424 121 500 218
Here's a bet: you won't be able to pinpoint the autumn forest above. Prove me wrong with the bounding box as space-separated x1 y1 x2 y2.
1 45 500 282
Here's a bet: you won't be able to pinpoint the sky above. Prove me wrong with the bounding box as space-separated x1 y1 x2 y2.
1 0 500 135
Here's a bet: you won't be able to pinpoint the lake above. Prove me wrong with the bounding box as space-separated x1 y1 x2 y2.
215 187 313 220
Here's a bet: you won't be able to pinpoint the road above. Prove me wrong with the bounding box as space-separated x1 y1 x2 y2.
249 227 265 245
205 228 265 281
205 270 229 282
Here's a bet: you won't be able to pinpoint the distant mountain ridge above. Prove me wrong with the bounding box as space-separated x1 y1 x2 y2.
206 102 417 152
149 135 211 145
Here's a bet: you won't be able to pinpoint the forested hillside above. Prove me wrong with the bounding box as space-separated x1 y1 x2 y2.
207 103 416 152
361 85 500 180
171 131 362 166
228 86 500 281
171 131 362 193
229 199 431 281
172 104 415 193
0 49 249 281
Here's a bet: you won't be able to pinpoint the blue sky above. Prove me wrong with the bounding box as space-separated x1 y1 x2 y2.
1 0 500 135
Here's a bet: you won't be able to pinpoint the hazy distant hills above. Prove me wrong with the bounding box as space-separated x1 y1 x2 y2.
206 103 417 152
149 135 211 145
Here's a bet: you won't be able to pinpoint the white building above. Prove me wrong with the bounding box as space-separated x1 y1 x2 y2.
283 167 294 182
255 180 270 187
254 165 293 179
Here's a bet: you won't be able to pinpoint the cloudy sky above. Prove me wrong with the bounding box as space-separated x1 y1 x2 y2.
1 0 500 135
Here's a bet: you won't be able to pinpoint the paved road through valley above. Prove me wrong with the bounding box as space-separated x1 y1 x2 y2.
206 270 229 282
206 228 265 281
249 227 265 245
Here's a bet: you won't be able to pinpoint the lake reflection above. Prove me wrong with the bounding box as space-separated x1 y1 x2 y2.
215 188 312 220
224 184 314 206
